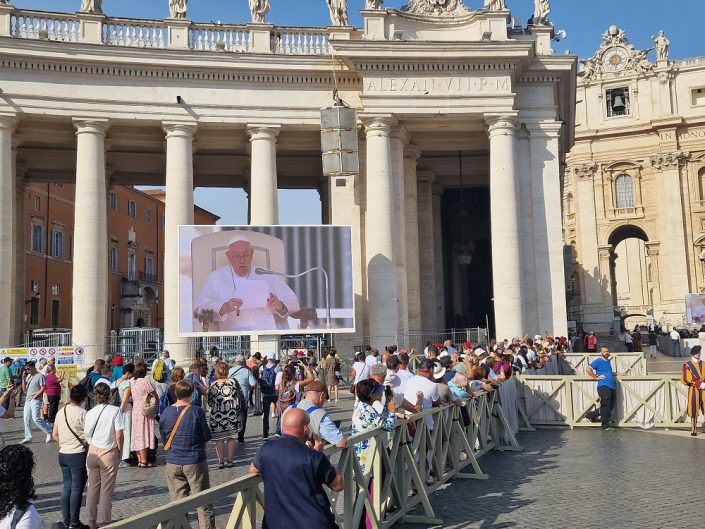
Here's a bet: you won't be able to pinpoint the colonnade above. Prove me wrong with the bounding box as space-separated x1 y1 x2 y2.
0 111 567 366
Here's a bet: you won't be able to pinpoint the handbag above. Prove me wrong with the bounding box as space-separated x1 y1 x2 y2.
164 405 191 451
64 406 89 451
142 393 158 419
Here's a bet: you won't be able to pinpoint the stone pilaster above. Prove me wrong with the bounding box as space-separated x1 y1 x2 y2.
72 118 110 366
416 170 436 331
404 144 422 333
163 122 196 365
363 116 398 343
248 125 280 225
527 121 568 337
0 115 15 346
390 126 409 335
487 115 523 339
432 183 446 330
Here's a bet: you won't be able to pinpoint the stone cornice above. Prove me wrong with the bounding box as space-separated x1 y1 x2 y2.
650 151 690 171
572 163 598 179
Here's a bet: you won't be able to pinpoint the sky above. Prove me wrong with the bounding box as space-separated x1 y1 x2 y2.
17 0 705 224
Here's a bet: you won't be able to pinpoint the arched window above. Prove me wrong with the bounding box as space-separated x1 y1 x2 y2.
615 174 635 208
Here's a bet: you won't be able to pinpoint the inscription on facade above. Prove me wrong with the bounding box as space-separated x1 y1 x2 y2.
659 129 705 141
364 76 511 95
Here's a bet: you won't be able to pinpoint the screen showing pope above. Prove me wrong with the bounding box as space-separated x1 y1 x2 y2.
194 235 300 331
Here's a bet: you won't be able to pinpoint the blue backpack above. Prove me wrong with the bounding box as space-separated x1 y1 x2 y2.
185 374 203 405
157 389 172 416
260 366 276 395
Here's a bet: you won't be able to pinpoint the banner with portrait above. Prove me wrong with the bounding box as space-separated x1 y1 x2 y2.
686 294 705 324
179 225 355 336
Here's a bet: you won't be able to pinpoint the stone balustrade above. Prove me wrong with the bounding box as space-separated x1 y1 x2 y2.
0 7 338 55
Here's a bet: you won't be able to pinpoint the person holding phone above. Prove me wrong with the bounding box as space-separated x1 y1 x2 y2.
0 384 17 450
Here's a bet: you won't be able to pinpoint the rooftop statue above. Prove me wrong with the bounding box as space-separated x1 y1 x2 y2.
484 0 506 10
652 31 670 62
168 0 187 19
79 0 103 14
401 0 471 17
529 0 550 25
249 0 271 23
364 0 382 9
326 0 349 26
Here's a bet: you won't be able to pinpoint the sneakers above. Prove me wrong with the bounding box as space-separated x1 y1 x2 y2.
425 475 437 486
46 433 53 443
118 461 130 468
20 438 32 444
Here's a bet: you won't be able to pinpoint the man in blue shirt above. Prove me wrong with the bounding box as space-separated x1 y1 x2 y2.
586 346 624 430
159 379 215 529
229 355 257 443
250 408 343 529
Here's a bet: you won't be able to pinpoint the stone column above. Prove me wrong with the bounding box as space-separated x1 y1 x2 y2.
516 125 538 335
364 117 398 343
404 144 422 333
163 123 196 365
0 115 15 346
651 151 690 305
416 171 436 331
487 115 523 339
390 126 409 336
72 119 110 367
12 157 26 345
432 184 446 330
248 125 280 225
645 243 662 307
527 121 568 337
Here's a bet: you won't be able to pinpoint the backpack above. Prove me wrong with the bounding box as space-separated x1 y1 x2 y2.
157 387 173 416
153 359 167 383
142 393 158 419
185 373 202 406
277 382 299 412
260 366 276 394
77 371 97 409
109 386 121 407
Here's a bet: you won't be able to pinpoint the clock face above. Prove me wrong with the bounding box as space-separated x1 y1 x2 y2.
603 47 630 72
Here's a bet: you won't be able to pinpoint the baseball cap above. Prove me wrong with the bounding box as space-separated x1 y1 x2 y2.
235 354 246 363
266 352 276 360
454 363 468 374
2 357 12 364
474 348 485 357
305 380 328 395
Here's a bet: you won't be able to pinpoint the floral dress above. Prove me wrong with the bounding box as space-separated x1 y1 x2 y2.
207 379 245 441
130 377 155 451
351 400 396 475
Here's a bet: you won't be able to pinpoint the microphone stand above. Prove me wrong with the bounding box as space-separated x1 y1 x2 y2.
255 267 331 329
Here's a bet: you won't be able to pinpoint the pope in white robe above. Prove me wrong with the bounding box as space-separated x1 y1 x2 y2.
194 236 300 331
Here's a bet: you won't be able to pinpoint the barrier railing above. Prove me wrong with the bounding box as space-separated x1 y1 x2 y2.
517 374 689 429
102 18 167 48
104 391 520 529
272 27 330 55
10 11 79 42
189 23 249 52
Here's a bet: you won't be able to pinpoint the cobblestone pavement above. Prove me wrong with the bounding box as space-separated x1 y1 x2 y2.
5 397 702 528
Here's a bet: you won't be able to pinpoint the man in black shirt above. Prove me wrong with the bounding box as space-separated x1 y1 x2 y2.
249 408 344 529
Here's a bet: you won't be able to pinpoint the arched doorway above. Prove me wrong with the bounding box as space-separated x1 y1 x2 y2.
607 225 650 314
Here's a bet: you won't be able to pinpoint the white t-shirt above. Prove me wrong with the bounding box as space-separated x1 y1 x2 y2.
0 505 41 529
365 355 379 367
85 404 124 450
403 375 440 430
527 349 538 363
670 330 680 340
394 369 414 395
352 361 370 384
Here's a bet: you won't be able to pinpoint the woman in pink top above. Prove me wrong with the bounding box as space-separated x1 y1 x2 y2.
45 365 64 424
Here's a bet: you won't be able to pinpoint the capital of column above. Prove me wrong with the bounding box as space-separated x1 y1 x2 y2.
432 183 443 196
247 124 281 142
362 116 397 138
404 144 422 162
645 242 660 257
73 118 109 136
163 122 197 139
417 169 435 184
485 114 518 136
390 124 409 144
0 113 16 133
524 120 563 138
650 150 690 171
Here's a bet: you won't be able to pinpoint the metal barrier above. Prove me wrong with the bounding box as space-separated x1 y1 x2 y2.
516 374 689 429
104 392 520 529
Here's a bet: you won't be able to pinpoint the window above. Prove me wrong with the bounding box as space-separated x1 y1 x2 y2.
29 297 39 325
34 196 40 211
51 284 60 295
31 223 44 253
110 246 118 272
146 207 152 224
128 200 137 218
128 253 136 280
606 88 630 117
51 300 60 327
109 192 118 210
615 174 635 209
144 252 154 278
50 229 64 259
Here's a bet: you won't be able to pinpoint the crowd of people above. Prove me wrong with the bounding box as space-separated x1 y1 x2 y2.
0 335 575 529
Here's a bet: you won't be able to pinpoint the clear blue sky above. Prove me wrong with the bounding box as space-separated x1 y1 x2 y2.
17 0 705 224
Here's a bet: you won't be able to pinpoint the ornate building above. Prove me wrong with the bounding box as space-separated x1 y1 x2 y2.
565 26 705 332
0 0 576 365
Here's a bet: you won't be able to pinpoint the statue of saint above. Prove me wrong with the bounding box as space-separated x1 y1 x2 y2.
326 0 349 26
168 0 187 19
484 0 506 10
79 0 103 14
365 0 383 9
652 31 669 62
249 0 271 23
531 0 550 25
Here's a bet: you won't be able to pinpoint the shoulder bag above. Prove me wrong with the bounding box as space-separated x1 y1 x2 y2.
164 405 191 451
63 406 89 451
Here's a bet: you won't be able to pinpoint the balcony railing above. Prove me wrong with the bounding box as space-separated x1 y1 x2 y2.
2 8 338 55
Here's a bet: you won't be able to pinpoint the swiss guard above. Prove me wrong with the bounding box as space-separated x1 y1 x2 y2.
681 345 705 436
